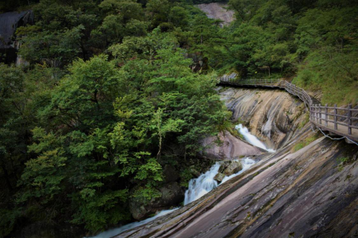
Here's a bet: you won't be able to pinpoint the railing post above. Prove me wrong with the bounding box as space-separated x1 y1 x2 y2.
319 105 322 125
348 104 352 135
334 104 337 130
315 104 318 122
325 104 328 126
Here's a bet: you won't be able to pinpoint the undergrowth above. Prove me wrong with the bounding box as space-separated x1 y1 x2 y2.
292 133 320 152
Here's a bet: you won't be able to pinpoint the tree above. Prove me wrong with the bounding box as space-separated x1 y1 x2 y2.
16 55 132 232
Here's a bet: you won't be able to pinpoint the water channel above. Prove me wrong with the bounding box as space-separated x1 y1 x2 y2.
91 124 273 238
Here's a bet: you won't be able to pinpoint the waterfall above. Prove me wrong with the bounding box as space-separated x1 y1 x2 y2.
183 124 273 205
235 124 275 152
183 157 257 206
184 163 221 205
91 125 270 237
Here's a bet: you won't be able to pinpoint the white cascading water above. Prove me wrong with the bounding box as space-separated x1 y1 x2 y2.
184 163 221 205
91 125 270 237
183 157 256 206
235 124 275 152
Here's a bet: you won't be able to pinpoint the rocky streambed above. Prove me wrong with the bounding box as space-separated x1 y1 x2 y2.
112 88 358 238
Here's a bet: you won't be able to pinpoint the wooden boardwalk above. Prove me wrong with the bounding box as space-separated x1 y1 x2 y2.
311 120 358 141
218 74 358 143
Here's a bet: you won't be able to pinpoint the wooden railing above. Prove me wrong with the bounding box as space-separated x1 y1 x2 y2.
310 104 358 137
281 81 313 107
218 74 358 143
219 76 279 87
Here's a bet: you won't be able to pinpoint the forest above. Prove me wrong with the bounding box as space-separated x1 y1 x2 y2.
0 0 357 237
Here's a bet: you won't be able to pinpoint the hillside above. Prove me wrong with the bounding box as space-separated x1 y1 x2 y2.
113 87 358 238
0 0 357 237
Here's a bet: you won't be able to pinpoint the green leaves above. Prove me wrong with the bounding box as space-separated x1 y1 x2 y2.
72 189 129 232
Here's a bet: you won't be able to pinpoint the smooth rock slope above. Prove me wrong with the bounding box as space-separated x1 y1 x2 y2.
113 88 358 238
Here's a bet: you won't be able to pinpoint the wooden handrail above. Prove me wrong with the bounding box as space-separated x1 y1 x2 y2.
218 74 358 143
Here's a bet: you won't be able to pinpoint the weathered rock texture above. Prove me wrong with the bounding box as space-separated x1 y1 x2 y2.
221 88 308 148
114 89 358 238
196 3 234 26
202 131 263 160
214 160 243 182
116 127 358 238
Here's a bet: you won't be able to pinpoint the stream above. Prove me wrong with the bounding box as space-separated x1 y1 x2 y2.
90 124 273 238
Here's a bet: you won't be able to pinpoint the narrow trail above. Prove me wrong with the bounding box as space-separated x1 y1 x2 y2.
219 75 358 144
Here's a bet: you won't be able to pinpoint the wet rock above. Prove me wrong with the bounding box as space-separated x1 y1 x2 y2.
214 172 225 183
202 131 262 160
221 160 242 176
213 160 242 182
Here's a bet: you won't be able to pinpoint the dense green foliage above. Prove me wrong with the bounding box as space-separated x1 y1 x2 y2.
1 1 231 236
0 0 357 236
224 0 357 104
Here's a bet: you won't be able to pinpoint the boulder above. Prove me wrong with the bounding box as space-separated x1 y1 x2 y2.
214 173 225 183
214 160 243 182
202 131 262 160
222 160 242 176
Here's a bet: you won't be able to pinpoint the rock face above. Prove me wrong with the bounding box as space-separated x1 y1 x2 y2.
221 88 307 148
196 3 235 27
116 127 358 238
114 89 358 238
0 10 33 64
202 131 263 160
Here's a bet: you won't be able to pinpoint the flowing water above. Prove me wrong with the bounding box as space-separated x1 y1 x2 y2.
235 124 275 152
91 125 270 237
184 163 221 205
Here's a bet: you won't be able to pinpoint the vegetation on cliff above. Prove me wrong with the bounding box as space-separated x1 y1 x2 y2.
0 0 357 237
225 0 357 105
1 1 231 236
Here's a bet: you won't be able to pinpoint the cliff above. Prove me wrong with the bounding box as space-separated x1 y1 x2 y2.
114 88 358 238
196 3 234 27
